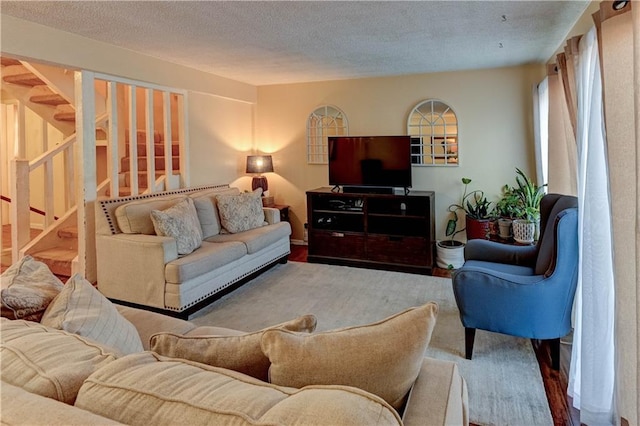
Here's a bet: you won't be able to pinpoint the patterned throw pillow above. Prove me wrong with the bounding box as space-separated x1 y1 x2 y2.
216 190 265 233
1 255 64 322
41 274 144 356
150 197 203 255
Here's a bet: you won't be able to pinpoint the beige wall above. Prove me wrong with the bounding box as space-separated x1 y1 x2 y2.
256 65 546 241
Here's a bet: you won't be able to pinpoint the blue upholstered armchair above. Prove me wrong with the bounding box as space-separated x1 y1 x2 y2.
451 194 578 369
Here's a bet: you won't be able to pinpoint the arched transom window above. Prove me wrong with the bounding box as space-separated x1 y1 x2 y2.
307 105 348 164
407 99 458 166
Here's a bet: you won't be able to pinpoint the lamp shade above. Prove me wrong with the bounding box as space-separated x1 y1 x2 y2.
246 155 274 174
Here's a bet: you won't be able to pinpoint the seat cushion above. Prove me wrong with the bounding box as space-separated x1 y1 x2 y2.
150 315 317 381
0 255 64 322
261 302 438 411
205 221 291 254
463 259 535 276
164 241 247 284
0 318 117 404
41 275 144 356
75 352 402 426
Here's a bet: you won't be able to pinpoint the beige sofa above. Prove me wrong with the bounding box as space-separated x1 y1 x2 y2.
95 184 291 318
1 303 469 426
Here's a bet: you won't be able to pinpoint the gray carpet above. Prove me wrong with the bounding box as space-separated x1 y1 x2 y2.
191 262 553 426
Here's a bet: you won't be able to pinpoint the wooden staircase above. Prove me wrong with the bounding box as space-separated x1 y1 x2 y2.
31 226 78 278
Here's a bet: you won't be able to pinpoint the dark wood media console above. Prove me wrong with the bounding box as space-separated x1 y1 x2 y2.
306 187 435 275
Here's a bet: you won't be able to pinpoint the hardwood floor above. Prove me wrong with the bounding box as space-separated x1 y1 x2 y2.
288 243 579 425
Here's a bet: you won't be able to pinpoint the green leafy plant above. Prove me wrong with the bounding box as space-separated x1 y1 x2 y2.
494 184 522 219
445 177 492 241
514 168 546 221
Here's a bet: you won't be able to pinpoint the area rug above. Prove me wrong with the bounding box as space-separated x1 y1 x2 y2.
191 262 553 426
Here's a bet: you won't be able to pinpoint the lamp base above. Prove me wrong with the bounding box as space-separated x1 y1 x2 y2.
262 196 275 207
251 176 268 193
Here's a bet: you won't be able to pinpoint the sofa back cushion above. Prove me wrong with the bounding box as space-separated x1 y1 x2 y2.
0 318 117 404
190 187 240 238
75 352 402 425
115 195 187 235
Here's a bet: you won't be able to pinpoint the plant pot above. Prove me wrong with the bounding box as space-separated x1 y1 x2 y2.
436 240 466 269
498 218 513 239
489 219 500 237
465 216 490 240
512 219 535 244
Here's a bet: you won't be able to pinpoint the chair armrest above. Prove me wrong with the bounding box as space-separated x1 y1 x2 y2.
403 358 469 426
96 234 178 309
263 207 281 225
465 239 538 267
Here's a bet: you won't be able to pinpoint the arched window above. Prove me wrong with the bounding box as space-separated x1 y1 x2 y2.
407 99 458 166
307 105 348 164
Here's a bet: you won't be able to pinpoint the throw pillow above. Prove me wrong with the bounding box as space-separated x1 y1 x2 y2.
216 189 265 233
150 314 317 381
41 274 144 356
150 197 203 255
1 255 64 322
261 302 439 411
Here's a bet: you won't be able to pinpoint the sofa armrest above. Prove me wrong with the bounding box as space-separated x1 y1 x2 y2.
403 357 469 426
96 234 178 309
263 207 281 225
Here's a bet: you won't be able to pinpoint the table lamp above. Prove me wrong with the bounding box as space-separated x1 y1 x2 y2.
246 155 274 193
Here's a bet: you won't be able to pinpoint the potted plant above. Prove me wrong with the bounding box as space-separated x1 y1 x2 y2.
511 168 546 244
494 184 521 239
436 178 470 270
446 177 493 241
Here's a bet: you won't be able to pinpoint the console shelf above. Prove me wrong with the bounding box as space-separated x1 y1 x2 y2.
306 187 435 275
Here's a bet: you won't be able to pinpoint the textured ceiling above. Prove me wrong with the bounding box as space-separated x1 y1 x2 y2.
1 1 590 86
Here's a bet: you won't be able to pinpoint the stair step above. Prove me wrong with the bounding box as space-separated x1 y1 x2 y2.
53 112 75 122
30 93 68 106
107 186 148 197
120 156 180 172
127 143 180 157
123 171 180 188
31 248 75 277
3 73 45 87
58 226 78 239
1 57 22 67
125 130 163 144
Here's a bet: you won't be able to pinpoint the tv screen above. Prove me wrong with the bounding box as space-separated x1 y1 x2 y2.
328 136 412 188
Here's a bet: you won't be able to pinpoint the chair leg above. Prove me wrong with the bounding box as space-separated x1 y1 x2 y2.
549 338 560 371
465 328 476 360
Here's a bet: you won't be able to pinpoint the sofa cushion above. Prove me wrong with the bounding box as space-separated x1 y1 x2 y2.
190 187 240 238
164 241 247 284
115 194 186 235
205 221 291 254
0 318 117 404
216 190 265 233
75 352 402 426
116 305 196 351
151 197 203 255
150 315 317 381
1 255 63 322
261 302 439 411
1 382 124 426
41 274 144 356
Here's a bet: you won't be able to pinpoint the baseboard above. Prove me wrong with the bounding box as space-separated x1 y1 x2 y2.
290 239 307 246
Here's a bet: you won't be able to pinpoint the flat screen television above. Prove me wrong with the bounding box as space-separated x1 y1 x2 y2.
328 136 412 190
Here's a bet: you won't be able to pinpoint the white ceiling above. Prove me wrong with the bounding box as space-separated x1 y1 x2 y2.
1 1 590 86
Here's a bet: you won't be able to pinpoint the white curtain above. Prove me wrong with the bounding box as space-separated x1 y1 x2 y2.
533 77 549 188
568 26 616 425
